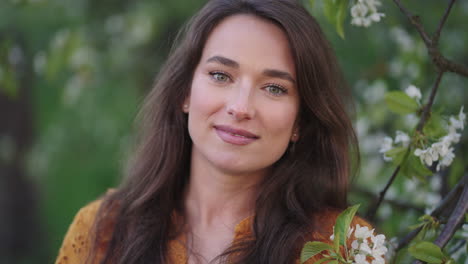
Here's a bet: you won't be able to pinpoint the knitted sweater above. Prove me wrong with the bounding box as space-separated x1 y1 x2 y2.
55 198 372 264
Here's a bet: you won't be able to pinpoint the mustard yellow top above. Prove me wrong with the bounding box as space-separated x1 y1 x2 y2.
55 199 371 264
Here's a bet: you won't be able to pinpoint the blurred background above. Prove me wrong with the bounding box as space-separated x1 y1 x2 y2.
1 0 467 263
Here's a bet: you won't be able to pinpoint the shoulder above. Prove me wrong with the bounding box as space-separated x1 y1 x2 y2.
55 189 117 264
311 207 372 242
55 199 103 264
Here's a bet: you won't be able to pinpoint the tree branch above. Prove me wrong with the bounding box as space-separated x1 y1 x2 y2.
396 174 467 251
368 0 465 224
433 0 457 45
413 180 468 264
366 166 401 220
416 71 444 132
353 186 425 214
434 184 468 248
393 0 468 77
393 0 431 45
429 50 468 77
367 69 445 220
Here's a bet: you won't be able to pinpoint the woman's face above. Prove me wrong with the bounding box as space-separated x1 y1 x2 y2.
185 14 299 175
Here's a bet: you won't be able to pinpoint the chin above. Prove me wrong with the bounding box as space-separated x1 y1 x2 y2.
207 152 273 176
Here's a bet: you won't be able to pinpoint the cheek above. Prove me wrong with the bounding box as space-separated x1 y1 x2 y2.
189 76 222 119
262 102 298 139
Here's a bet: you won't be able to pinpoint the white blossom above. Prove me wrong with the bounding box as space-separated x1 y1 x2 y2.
414 106 465 171
350 0 385 28
330 226 354 241
430 141 450 158
405 84 422 101
414 148 437 166
371 256 385 264
348 227 355 238
352 240 360 249
354 224 374 239
394 130 410 146
354 254 369 264
360 242 373 255
379 137 393 161
442 130 461 145
436 147 455 171
449 116 464 131
449 106 465 131
459 106 466 124
371 234 386 247
351 3 368 18
348 224 387 264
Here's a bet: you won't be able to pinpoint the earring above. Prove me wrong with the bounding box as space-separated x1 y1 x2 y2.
291 133 298 141
183 104 189 110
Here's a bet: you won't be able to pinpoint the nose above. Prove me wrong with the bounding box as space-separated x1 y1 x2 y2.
226 82 255 121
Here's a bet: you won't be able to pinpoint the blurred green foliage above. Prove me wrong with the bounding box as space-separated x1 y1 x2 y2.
1 0 467 263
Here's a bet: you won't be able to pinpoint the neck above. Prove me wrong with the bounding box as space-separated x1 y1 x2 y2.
184 151 267 231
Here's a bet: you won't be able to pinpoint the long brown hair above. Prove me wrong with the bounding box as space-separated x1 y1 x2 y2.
91 0 359 263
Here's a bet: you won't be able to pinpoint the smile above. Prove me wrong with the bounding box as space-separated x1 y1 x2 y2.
213 125 259 145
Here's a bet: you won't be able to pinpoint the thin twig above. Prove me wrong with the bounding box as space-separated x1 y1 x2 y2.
366 166 400 220
393 0 468 77
393 0 431 45
367 0 463 223
433 0 457 45
448 239 466 255
416 71 444 132
367 70 444 220
353 186 425 213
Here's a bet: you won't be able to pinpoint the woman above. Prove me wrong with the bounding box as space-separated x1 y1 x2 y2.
56 0 369 263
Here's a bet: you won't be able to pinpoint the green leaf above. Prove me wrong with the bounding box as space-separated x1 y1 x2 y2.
402 154 432 181
385 91 419 115
409 241 445 264
423 113 447 139
335 0 348 38
323 0 337 24
313 257 335 264
333 230 340 252
385 146 407 165
408 222 425 230
323 0 348 38
300 241 334 263
334 204 360 246
444 258 457 264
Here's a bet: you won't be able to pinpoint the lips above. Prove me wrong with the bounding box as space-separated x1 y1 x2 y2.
213 125 259 145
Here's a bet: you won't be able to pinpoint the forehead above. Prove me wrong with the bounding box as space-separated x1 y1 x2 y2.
200 14 296 76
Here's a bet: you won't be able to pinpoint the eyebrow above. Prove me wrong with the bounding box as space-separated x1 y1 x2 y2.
262 69 296 84
206 55 296 84
206 56 239 68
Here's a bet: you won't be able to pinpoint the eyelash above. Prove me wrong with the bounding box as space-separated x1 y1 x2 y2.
264 83 288 97
209 71 232 83
208 71 288 96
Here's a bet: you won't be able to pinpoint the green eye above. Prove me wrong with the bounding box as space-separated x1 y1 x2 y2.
266 85 287 96
211 72 230 82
